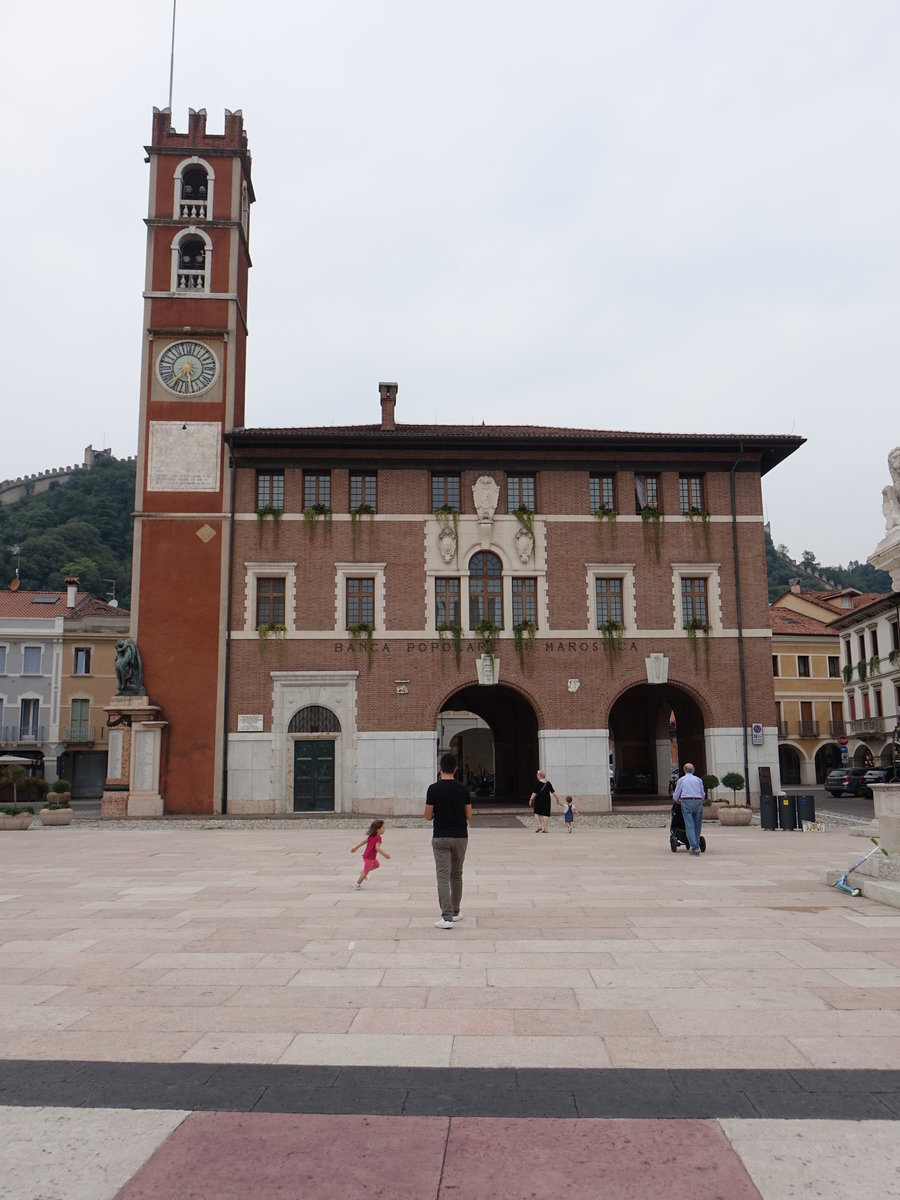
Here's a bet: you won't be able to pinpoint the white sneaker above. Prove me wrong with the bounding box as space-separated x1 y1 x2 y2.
352 883 362 889
434 918 454 929
451 914 463 922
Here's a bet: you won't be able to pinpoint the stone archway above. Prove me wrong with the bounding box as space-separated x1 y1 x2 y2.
438 684 539 802
608 682 707 798
779 744 802 786
815 743 841 782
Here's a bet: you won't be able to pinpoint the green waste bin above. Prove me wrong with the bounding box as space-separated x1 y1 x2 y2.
760 793 778 830
778 793 798 831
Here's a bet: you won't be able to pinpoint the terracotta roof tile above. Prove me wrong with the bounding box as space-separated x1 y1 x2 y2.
0 590 127 619
769 608 838 636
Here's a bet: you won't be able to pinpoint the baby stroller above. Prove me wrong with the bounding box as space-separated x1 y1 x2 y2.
669 801 706 853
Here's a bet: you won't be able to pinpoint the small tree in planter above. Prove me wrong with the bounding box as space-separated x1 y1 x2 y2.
721 771 746 804
41 780 73 826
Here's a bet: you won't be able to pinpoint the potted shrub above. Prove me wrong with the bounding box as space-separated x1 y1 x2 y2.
0 805 34 830
701 774 723 819
719 771 751 824
41 779 74 826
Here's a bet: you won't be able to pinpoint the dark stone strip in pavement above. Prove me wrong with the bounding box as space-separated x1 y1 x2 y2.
1 1062 899 1120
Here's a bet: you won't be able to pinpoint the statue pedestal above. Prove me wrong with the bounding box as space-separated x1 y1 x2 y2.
868 537 900 592
873 783 900 856
101 698 167 819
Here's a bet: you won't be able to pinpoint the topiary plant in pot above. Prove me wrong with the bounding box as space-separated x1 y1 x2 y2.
41 779 74 825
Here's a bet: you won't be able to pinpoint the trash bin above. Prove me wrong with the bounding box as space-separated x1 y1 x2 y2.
796 794 816 828
778 793 798 831
760 793 778 831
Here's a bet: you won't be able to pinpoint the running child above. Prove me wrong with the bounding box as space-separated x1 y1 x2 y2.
351 819 390 888
562 795 578 832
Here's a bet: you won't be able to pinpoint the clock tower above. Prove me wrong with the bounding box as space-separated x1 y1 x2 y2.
131 107 254 813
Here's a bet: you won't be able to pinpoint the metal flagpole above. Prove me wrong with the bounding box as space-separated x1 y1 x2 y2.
168 0 177 112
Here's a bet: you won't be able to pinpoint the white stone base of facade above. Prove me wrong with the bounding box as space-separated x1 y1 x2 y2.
355 731 438 815
539 728 612 813
705 727 781 809
227 732 276 813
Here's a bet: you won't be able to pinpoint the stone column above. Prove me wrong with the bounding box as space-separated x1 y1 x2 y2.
100 698 167 818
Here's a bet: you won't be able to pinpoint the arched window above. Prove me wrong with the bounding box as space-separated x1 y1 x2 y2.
170 228 212 293
288 706 341 734
179 166 209 219
469 551 503 628
173 156 215 220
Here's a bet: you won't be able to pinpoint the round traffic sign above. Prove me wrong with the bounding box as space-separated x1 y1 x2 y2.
838 736 848 745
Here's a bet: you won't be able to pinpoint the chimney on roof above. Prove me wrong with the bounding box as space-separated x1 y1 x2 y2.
789 577 801 594
379 382 398 431
65 577 78 608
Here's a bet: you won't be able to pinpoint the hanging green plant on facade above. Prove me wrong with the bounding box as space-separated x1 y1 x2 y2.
303 503 332 533
685 618 711 672
593 507 617 538
257 621 286 655
438 623 463 669
640 505 663 559
890 649 900 667
433 506 459 535
348 621 375 669
599 619 625 656
512 619 536 666
868 654 881 677
857 660 868 681
350 503 375 552
513 506 534 536
474 619 500 659
842 664 853 684
685 506 711 551
256 505 283 543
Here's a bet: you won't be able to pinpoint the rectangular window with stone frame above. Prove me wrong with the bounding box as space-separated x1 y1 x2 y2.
596 578 624 626
680 577 708 627
346 577 375 627
435 578 460 628
256 577 285 628
512 577 537 627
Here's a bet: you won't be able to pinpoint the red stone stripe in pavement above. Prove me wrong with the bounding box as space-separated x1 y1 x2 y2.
115 1113 763 1199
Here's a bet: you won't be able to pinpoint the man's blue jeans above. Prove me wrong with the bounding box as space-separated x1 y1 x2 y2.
680 797 703 852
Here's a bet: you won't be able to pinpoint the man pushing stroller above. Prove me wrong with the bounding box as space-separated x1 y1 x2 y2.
672 763 705 855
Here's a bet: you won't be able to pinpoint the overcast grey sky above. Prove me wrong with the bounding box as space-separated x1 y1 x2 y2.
1 2 897 568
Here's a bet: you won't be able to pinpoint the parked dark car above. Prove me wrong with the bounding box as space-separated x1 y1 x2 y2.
824 767 870 797
864 767 896 786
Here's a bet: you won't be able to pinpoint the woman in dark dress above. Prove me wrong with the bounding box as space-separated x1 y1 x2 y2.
528 770 559 833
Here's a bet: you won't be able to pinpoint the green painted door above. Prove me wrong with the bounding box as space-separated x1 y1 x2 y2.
293 740 335 812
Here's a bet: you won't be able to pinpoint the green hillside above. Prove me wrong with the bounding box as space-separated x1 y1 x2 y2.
0 457 136 607
765 529 891 602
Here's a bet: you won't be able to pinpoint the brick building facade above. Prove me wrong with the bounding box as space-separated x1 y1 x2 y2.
130 109 802 815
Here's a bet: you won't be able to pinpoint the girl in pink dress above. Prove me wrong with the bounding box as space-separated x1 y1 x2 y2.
351 820 390 889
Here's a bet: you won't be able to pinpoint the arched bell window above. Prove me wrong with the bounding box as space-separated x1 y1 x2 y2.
468 551 503 628
288 706 341 734
173 156 215 220
171 230 212 293
179 167 209 219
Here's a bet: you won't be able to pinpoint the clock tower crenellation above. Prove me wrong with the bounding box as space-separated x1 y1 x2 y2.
130 107 254 814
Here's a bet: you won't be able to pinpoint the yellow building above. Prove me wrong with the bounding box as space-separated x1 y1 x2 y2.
770 584 887 784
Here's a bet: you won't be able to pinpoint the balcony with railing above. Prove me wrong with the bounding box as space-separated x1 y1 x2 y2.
0 725 45 744
797 721 820 738
848 716 886 736
829 720 847 737
777 721 790 738
62 725 95 745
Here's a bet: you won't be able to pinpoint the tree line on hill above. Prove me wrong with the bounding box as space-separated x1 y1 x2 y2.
0 456 891 610
0 456 135 608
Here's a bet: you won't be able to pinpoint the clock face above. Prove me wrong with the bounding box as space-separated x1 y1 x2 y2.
156 340 219 395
